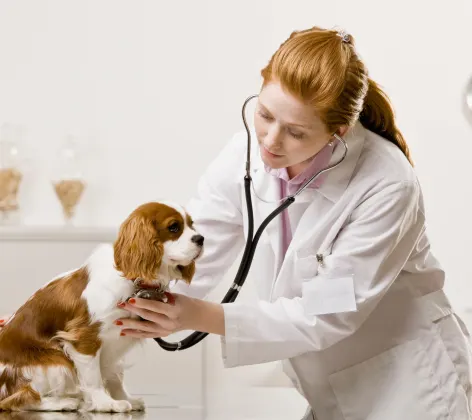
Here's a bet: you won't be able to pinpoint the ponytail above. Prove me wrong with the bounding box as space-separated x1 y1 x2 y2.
360 78 413 165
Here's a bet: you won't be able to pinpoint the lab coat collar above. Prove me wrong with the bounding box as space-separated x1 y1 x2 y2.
315 121 366 202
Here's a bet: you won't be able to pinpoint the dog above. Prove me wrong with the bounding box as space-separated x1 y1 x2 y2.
0 201 203 412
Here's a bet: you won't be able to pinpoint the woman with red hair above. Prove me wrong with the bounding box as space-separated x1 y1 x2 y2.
119 26 471 420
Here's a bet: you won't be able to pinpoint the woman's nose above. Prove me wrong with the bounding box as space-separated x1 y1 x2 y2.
265 127 283 150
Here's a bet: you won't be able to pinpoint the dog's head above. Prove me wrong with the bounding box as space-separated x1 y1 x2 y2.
113 201 203 285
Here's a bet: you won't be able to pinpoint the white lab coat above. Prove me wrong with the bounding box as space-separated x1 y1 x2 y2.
173 121 472 419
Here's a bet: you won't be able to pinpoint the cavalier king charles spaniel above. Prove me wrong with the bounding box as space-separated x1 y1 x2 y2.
0 201 203 412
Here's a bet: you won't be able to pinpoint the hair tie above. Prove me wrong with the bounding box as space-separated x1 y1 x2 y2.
337 29 350 43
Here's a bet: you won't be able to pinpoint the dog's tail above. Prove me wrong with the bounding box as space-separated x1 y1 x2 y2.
0 365 40 411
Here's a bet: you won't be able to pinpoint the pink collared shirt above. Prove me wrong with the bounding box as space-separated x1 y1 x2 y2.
264 143 335 257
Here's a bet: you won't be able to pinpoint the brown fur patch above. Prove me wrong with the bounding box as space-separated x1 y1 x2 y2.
0 266 102 409
0 366 32 402
179 262 195 284
0 374 40 411
185 213 194 227
114 213 164 281
114 202 188 281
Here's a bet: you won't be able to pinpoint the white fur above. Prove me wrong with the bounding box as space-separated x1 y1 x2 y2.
82 243 136 323
0 364 5 399
23 397 81 412
162 202 203 266
28 366 78 397
62 343 133 413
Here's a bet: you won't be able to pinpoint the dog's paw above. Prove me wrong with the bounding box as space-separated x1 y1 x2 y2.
127 397 145 411
81 398 132 413
58 398 81 411
110 400 133 413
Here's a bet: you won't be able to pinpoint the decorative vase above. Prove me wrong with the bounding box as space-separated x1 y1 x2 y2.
0 123 24 224
51 135 86 225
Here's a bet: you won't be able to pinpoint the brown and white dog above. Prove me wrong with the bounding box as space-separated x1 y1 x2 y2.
0 201 204 412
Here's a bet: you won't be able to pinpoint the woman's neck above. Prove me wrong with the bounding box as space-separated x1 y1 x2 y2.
286 161 310 179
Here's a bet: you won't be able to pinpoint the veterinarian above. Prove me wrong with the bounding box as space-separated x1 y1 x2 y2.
3 26 472 419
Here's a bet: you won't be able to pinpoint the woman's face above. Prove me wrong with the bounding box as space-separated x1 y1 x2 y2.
254 81 340 177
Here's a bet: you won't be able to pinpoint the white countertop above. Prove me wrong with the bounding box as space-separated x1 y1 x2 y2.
0 225 118 241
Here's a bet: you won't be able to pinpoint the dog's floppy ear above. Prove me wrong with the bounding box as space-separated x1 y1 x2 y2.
178 262 195 284
114 214 163 281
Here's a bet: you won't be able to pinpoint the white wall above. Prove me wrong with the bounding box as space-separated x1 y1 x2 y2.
1 0 472 416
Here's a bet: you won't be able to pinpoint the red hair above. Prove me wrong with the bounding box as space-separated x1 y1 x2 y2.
260 26 413 165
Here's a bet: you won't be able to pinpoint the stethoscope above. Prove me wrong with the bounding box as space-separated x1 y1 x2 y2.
155 94 349 351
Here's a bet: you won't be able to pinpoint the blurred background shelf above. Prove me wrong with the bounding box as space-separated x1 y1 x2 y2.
0 225 118 241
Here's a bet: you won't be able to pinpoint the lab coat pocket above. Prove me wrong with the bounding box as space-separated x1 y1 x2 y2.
296 248 357 316
328 333 460 420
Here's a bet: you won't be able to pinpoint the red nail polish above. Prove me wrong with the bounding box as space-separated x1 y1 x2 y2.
117 302 125 308
120 332 126 336
115 320 123 326
0 319 4 323
164 292 175 305
128 298 136 304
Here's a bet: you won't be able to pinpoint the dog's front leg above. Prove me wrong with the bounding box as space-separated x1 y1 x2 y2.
100 338 145 411
64 343 132 413
102 362 145 411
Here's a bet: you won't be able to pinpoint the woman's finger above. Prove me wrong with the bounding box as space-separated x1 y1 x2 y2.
120 303 174 329
115 319 162 333
116 317 175 333
119 304 174 327
120 328 169 339
127 297 174 317
0 315 11 327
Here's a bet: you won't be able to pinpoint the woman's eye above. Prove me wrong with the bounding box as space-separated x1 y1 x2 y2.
289 130 304 140
168 223 180 233
257 110 272 121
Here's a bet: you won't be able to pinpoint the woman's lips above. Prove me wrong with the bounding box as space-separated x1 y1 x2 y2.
262 145 284 159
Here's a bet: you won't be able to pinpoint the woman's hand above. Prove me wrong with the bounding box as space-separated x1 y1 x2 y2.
0 314 12 328
116 293 225 339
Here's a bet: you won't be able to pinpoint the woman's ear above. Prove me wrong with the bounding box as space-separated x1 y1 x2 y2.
114 215 163 281
336 125 349 138
178 262 195 284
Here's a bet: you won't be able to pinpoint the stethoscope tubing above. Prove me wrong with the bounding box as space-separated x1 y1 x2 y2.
155 94 347 351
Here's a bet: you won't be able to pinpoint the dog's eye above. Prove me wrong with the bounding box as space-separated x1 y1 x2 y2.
168 222 180 233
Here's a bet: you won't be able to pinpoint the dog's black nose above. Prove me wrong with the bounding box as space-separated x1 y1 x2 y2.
191 234 204 246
